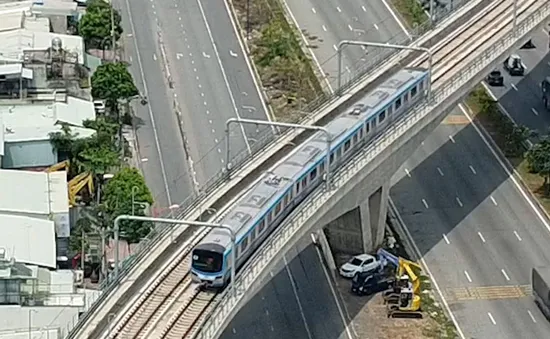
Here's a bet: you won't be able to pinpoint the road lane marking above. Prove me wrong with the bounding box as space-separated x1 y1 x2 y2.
141 158 148 162
490 195 498 206
514 230 522 241
201 92 205 97
511 83 518 91
209 119 212 124
478 232 486 243
456 196 463 207
229 50 238 58
404 168 411 177
179 16 182 21
203 101 207 106
449 135 455 143
221 158 225 163
374 23 379 30
333 44 337 51
311 7 316 14
445 285 531 301
322 25 327 31
212 129 215 133
348 24 353 31
532 107 539 115
203 51 210 58
501 269 511 281
218 148 222 153
380 0 410 38
437 167 444 176
421 199 429 209
206 110 210 114
214 138 218 143
283 255 314 339
488 312 496 325
153 53 157 60
528 310 537 323
198 84 202 88
443 234 450 244
464 271 472 283
336 6 341 12
469 165 476 174
361 5 366 11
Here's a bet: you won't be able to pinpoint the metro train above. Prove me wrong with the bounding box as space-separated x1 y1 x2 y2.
191 67 430 288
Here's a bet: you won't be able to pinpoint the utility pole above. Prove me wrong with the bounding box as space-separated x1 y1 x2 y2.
246 0 250 40
110 0 116 60
81 229 85 270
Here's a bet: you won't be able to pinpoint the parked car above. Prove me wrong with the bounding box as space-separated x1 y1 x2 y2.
486 70 504 87
351 271 395 296
339 254 380 278
503 54 525 76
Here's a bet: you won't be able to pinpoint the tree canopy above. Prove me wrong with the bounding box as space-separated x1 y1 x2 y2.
103 167 154 243
78 0 123 49
526 138 550 195
91 62 138 111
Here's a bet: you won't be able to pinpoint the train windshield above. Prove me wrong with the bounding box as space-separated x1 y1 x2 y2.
192 249 223 273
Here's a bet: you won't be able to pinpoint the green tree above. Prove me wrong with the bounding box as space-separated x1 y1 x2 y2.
504 124 533 157
78 0 123 49
102 167 154 243
91 62 138 111
526 138 550 195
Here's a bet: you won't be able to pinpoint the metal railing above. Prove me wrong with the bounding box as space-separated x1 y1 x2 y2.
196 3 550 337
65 1 478 336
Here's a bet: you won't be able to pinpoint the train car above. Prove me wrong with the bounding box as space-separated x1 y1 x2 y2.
191 67 430 288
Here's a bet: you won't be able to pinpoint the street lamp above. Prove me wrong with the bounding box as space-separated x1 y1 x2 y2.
131 186 139 216
112 215 237 296
28 309 37 339
225 118 333 188
336 40 433 102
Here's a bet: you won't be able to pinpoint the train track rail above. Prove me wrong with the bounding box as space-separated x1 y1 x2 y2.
105 1 543 339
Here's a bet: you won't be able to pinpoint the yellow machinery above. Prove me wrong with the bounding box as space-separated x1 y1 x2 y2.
45 160 70 173
44 161 94 206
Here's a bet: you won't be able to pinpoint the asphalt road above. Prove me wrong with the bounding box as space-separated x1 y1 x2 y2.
485 28 550 141
391 108 550 339
220 236 353 339
282 0 410 89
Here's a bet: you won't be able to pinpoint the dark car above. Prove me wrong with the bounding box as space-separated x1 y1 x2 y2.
486 70 504 86
351 271 394 296
503 54 525 76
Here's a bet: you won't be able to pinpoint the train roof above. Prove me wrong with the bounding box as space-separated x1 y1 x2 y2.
201 67 428 249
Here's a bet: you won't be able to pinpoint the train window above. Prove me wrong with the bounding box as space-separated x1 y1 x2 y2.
241 236 249 252
388 105 393 115
268 212 273 224
411 86 417 97
295 182 300 195
403 93 408 103
275 201 282 215
353 134 358 144
302 178 307 189
344 140 351 152
284 192 291 206
359 128 364 139
366 122 371 133
310 168 317 180
319 162 325 173
372 119 377 128
337 148 342 158
395 98 402 110
251 228 257 242
419 81 424 90
379 111 386 122
330 153 335 164
259 219 266 233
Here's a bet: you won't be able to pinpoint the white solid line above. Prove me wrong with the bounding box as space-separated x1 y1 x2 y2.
511 83 518 91
456 197 463 207
388 199 466 339
405 168 411 177
488 312 496 325
422 199 429 209
460 105 550 248
449 135 456 143
532 107 539 116
336 6 341 12
469 165 476 174
437 167 444 176
196 0 252 153
313 242 355 339
380 0 410 39
501 269 511 281
311 7 316 14
283 256 313 339
514 231 522 241
478 232 486 243
528 310 537 323
490 195 498 206
464 270 472 283
443 234 450 244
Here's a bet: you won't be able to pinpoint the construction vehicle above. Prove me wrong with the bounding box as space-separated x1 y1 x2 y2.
503 54 525 76
542 77 550 110
45 160 70 173
533 266 550 320
44 161 94 206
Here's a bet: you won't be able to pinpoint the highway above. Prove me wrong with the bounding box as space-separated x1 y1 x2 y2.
117 0 271 210
281 0 410 87
390 110 550 337
219 236 353 339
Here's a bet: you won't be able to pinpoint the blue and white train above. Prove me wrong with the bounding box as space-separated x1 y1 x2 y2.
191 67 430 288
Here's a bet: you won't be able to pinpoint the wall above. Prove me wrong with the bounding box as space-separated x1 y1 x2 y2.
323 208 363 255
2 140 56 169
0 305 79 334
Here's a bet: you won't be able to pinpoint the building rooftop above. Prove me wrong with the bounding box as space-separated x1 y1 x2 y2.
0 214 56 268
1 96 96 143
0 169 68 216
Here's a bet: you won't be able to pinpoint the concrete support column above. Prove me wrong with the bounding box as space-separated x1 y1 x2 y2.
359 181 390 252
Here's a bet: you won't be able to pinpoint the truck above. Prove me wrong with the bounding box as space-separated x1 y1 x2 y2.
532 266 550 320
542 77 550 110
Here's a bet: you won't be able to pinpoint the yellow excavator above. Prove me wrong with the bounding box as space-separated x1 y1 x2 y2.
377 249 423 319
44 161 94 206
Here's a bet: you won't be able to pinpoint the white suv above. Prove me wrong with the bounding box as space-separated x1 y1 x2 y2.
339 254 380 278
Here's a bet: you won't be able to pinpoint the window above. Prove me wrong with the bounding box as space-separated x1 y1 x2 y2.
359 128 364 139
319 162 325 173
379 111 386 122
259 219 266 234
353 134 358 144
302 178 307 188
295 182 300 195
411 86 417 97
366 122 371 133
268 213 273 224
241 236 249 252
403 93 408 103
310 168 317 180
275 202 282 215
330 153 335 164
284 192 291 206
388 105 393 114
395 98 402 110
251 228 257 242
362 258 374 266
372 119 377 128
419 81 424 90
344 140 351 152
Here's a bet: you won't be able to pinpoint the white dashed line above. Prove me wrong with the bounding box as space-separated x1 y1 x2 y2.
478 232 486 243
348 24 353 31
449 135 455 143
201 93 205 97
311 7 316 14
217 148 222 153
214 138 219 143
532 107 539 115
528 310 537 323
404 168 411 177
456 197 463 207
194 68 197 72
322 25 327 32
209 119 212 124
212 129 216 133
198 84 202 88
141 157 149 162
501 269 510 281
464 271 472 283
206 110 210 114
374 23 379 30
490 195 498 206
333 44 338 51
179 17 182 21
336 6 341 12
153 53 157 60
443 234 450 244
469 165 477 174
361 5 366 11
511 83 518 91
437 167 444 176
514 231 522 241
203 101 207 106
488 312 496 325
421 199 429 209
